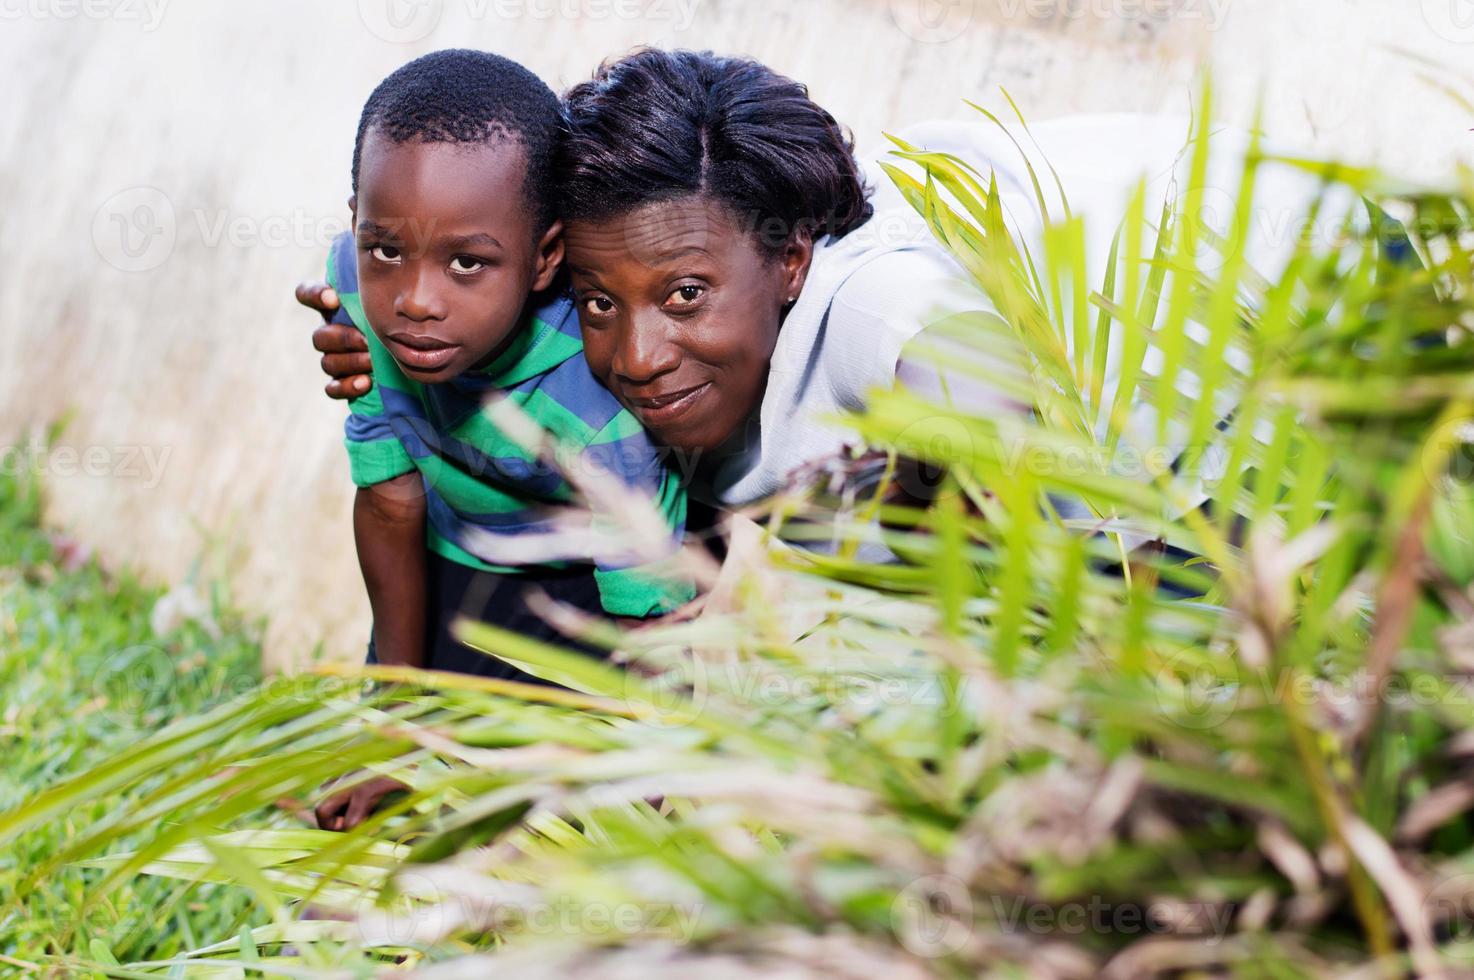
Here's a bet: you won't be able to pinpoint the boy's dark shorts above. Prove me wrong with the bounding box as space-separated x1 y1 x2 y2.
366 552 611 683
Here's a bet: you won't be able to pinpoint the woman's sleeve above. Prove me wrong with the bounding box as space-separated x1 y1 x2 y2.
826 247 1026 419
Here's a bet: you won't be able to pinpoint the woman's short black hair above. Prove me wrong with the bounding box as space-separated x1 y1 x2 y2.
352 49 561 230
557 48 873 255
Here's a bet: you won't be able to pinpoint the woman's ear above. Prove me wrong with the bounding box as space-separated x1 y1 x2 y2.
532 220 565 292
779 228 816 306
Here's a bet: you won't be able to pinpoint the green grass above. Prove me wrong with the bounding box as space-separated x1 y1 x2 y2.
0 463 268 970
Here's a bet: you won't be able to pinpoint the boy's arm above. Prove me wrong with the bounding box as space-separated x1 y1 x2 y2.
318 475 424 833
354 473 428 668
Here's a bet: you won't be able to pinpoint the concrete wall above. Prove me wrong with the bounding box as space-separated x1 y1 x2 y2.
1 0 1469 668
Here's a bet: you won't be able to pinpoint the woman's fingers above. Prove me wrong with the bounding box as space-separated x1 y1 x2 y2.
296 280 340 318
325 376 372 400
312 323 369 355
305 285 374 399
320 352 374 378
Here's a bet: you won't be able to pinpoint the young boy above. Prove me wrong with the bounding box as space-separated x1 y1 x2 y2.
325 49 692 683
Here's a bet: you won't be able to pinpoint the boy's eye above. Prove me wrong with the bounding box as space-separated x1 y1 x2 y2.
665 284 705 308
449 256 485 275
370 245 401 263
582 296 616 318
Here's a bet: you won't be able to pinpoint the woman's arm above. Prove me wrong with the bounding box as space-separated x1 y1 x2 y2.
299 280 374 399
354 473 427 668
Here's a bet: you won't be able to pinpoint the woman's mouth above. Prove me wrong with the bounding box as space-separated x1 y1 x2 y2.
628 382 712 427
385 333 462 373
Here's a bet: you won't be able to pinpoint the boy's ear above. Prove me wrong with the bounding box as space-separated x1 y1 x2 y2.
347 195 357 227
531 220 565 292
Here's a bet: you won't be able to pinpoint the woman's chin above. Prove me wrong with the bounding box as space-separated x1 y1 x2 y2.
660 422 750 461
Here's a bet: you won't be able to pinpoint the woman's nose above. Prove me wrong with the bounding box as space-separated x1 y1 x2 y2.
394 267 447 322
613 316 680 384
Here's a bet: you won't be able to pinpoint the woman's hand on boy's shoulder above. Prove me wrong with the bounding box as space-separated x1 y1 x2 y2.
299 278 374 399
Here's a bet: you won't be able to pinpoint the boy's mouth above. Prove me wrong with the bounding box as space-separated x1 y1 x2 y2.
385 332 462 374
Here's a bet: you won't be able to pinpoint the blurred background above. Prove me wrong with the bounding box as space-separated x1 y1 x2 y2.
0 0 1469 668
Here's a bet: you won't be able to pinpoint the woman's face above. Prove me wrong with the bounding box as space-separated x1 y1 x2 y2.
563 195 812 455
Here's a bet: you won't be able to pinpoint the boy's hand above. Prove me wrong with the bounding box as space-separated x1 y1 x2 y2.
314 774 410 831
299 279 374 399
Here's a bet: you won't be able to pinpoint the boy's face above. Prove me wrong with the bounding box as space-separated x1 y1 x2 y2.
352 129 563 383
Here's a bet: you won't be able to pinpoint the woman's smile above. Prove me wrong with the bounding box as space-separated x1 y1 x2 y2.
625 380 713 428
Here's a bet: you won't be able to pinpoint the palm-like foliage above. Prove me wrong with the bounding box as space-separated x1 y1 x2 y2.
8 93 1474 977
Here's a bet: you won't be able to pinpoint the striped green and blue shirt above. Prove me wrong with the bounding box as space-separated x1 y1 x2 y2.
326 232 692 618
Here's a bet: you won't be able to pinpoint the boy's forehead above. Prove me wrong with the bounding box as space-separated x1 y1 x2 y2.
356 130 531 209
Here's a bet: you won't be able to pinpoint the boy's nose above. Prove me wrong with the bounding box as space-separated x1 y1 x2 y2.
395 270 447 321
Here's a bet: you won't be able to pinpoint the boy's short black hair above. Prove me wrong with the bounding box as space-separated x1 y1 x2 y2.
351 49 561 230
557 48 873 256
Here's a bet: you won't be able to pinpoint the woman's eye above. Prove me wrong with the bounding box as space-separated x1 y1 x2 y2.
370 245 401 263
450 256 485 274
666 284 705 308
582 296 616 317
